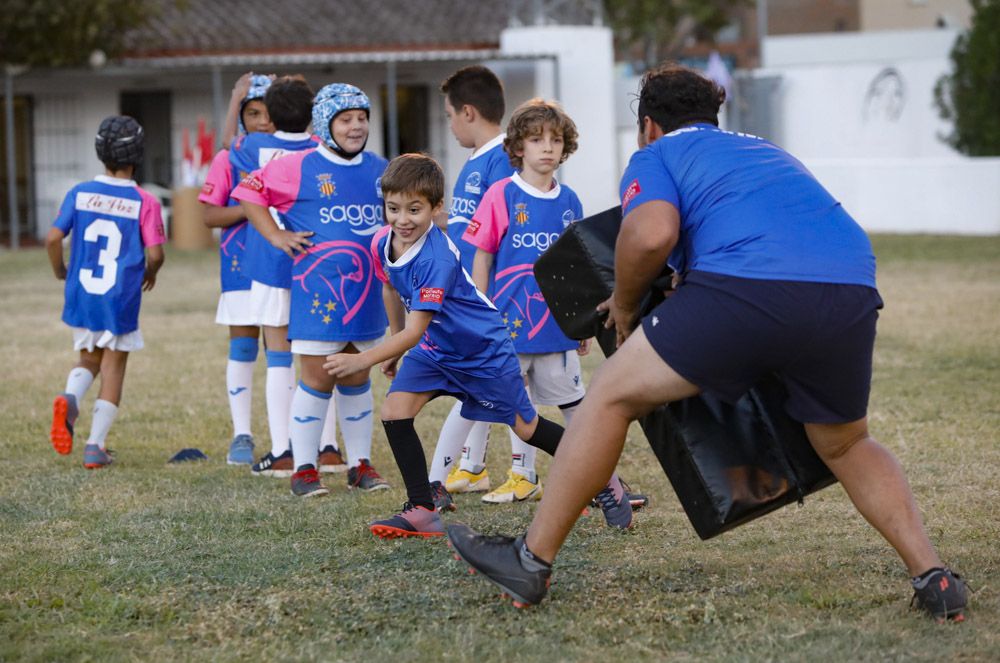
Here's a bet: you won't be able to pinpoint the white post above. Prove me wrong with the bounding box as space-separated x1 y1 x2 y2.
4 67 18 250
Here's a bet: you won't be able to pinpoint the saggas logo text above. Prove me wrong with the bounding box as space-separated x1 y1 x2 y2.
319 203 383 234
449 196 478 217
511 232 561 252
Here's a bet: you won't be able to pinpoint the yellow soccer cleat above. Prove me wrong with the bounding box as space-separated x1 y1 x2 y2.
446 466 491 493
481 469 542 504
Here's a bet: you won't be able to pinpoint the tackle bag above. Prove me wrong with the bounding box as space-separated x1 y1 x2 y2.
534 206 836 539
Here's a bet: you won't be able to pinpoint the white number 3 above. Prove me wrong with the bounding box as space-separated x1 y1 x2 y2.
79 219 122 295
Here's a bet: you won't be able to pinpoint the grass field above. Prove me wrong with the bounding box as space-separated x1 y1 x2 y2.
1 235 998 661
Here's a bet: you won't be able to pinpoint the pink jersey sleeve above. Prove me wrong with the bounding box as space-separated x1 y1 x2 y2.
137 187 166 247
230 150 309 213
463 178 511 253
198 149 233 205
371 225 392 283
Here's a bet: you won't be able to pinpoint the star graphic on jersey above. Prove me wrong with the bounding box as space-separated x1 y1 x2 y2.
312 296 321 308
231 257 239 271
502 314 509 324
325 300 336 311
322 314 332 324
310 308 316 314
510 330 519 339
512 318 523 328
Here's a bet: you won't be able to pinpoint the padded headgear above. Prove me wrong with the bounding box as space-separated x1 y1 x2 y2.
95 116 144 166
239 75 273 134
312 83 371 157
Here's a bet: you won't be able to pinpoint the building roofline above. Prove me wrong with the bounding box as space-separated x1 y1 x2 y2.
120 48 556 69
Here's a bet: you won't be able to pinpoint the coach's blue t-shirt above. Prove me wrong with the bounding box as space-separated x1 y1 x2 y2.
373 224 520 377
447 135 515 273
620 124 876 287
230 131 317 288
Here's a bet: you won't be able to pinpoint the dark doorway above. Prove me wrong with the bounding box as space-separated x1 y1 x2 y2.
0 94 35 245
380 84 430 157
120 91 172 187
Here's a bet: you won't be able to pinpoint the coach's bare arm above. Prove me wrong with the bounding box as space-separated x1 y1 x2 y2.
598 200 678 345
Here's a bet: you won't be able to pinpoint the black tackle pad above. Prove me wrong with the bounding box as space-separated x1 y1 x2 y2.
535 206 836 539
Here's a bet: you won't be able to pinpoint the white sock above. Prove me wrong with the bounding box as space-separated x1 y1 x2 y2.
429 401 477 483
226 360 255 437
337 381 374 468
266 365 294 455
289 383 330 470
64 366 95 404
320 395 338 449
510 431 537 483
458 419 490 473
87 399 118 449
560 402 580 427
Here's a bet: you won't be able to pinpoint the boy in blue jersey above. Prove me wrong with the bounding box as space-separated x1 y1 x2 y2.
45 116 166 469
228 76 345 477
464 99 589 504
199 73 276 469
324 154 632 540
234 83 390 497
448 64 967 620
430 66 516 498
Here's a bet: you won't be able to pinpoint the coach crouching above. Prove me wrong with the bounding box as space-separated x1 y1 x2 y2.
447 63 968 622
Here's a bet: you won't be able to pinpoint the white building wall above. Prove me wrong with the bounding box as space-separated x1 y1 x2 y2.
759 29 999 234
501 25 619 215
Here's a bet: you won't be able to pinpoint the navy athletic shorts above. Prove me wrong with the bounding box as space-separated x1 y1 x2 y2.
641 270 884 424
389 351 537 426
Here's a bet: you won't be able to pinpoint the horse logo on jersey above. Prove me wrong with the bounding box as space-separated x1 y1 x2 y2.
493 263 549 341
294 240 376 326
316 173 336 199
514 203 529 226
562 209 575 228
375 177 383 199
464 172 482 194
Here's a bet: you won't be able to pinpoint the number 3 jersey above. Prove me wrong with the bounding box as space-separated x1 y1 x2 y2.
232 145 388 342
463 173 583 353
53 175 166 335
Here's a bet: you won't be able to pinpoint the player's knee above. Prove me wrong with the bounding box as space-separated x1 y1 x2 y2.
806 420 871 462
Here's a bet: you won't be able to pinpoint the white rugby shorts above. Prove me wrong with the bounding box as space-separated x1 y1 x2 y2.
215 289 257 326
72 327 144 352
517 350 586 406
249 280 291 327
291 337 381 356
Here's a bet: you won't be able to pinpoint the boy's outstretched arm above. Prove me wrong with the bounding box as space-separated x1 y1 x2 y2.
45 227 67 280
240 200 313 257
143 244 165 292
324 282 433 379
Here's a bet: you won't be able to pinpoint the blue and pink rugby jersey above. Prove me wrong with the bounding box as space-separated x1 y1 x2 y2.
232 146 388 343
463 172 583 354
446 134 514 274
53 175 166 335
229 131 318 289
198 148 252 293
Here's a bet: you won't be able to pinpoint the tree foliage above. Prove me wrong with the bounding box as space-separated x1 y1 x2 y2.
602 0 747 69
933 0 1000 156
0 0 165 67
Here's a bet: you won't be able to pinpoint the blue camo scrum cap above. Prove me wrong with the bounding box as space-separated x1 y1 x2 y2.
312 83 371 153
239 74 274 134
95 115 144 166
